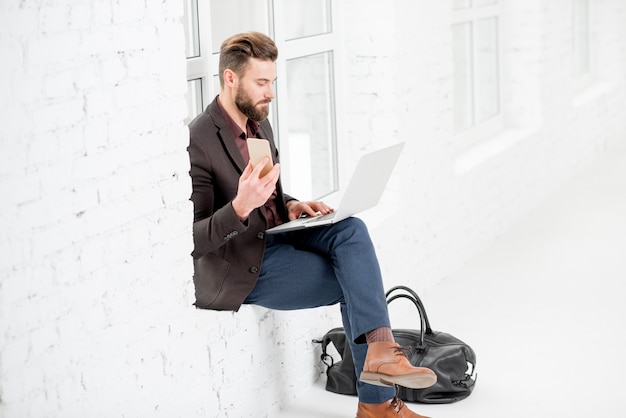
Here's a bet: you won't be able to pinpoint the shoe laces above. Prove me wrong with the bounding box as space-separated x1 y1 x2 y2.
390 384 406 414
390 396 406 413
391 345 412 358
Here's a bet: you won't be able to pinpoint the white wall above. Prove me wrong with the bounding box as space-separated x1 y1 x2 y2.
1 1 625 417
344 0 626 297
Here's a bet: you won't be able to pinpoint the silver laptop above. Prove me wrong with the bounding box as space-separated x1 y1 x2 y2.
266 142 405 234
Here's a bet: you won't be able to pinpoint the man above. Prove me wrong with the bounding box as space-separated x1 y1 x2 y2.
187 31 436 418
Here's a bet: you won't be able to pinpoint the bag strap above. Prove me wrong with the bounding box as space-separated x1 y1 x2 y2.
385 285 434 348
315 333 335 369
314 327 349 369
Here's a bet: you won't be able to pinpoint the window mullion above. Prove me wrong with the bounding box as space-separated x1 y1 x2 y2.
198 0 215 103
272 0 289 188
470 20 477 127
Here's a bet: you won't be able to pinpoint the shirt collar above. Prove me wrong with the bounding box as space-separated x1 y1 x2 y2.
217 96 260 139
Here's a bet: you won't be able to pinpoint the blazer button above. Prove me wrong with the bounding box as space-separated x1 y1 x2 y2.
249 266 259 274
257 232 265 239
223 230 239 240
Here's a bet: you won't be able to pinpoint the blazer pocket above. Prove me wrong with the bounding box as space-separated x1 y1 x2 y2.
193 253 231 309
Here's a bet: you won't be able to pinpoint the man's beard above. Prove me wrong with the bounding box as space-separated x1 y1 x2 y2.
235 86 270 122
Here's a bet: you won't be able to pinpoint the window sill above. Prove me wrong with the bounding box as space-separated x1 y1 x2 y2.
454 128 536 175
573 80 613 108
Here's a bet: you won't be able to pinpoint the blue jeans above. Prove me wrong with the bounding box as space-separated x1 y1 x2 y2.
244 217 396 403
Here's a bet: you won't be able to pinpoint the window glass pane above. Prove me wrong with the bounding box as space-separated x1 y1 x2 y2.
184 0 200 58
452 23 473 132
453 0 471 10
474 17 499 123
282 0 332 40
210 0 269 53
186 79 203 123
474 0 497 7
286 52 336 199
573 0 590 76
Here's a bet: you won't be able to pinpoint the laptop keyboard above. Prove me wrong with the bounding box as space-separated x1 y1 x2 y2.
304 211 336 223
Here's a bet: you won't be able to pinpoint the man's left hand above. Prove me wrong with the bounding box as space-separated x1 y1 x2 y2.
286 200 334 221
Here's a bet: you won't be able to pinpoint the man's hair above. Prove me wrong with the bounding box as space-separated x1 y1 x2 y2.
219 32 278 88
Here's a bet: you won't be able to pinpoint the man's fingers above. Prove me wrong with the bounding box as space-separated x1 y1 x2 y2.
258 162 280 187
241 161 254 180
251 156 271 177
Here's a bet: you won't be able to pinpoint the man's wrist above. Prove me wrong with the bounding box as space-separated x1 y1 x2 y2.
231 199 250 221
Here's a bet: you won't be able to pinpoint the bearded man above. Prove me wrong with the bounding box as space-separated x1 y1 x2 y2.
187 31 436 418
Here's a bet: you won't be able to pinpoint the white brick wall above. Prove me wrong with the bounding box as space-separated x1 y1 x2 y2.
1 1 625 417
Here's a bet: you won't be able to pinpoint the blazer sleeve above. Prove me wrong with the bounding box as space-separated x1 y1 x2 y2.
187 112 251 258
190 156 245 258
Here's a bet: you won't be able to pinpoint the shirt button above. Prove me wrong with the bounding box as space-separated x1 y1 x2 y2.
249 266 259 274
257 232 265 239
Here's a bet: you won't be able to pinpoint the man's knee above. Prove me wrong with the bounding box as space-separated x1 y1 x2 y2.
338 216 369 238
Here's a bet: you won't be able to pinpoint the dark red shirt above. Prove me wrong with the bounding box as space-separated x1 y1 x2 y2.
217 98 282 228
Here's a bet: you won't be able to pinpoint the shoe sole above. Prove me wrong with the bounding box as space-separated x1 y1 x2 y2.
359 371 437 389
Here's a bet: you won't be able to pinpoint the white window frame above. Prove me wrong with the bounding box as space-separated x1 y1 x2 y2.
184 0 212 124
183 0 343 200
452 2 503 150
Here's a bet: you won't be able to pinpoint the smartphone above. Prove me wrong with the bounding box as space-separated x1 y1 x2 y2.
246 138 274 177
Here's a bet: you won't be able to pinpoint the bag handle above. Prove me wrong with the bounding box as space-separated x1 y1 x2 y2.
385 285 434 348
386 293 427 347
314 334 335 369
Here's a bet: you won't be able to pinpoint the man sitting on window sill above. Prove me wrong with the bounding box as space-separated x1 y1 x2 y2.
187 31 436 418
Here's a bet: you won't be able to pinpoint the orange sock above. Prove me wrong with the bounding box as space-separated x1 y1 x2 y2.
365 327 395 344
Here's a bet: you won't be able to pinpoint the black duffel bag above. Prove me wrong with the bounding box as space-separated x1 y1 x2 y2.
318 326 358 395
318 285 477 403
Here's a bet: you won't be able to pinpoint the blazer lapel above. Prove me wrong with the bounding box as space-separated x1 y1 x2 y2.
207 98 247 174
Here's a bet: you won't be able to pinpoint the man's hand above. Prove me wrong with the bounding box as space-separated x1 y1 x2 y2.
286 200 334 221
232 157 280 221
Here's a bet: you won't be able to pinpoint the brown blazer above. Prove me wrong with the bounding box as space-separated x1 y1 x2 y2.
187 96 294 311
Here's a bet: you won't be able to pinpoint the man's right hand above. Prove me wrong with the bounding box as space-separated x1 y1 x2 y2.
231 157 280 221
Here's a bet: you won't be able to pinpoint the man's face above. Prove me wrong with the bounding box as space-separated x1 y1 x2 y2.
235 58 276 122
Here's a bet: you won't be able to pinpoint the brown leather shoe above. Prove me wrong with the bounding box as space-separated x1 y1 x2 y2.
356 397 431 418
360 342 437 389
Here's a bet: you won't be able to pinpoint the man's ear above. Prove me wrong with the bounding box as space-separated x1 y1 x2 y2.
223 69 237 87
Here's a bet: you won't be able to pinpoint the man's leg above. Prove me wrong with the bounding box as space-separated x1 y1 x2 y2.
286 217 392 342
248 218 392 340
246 218 434 404
245 223 396 403
286 218 435 391
340 303 397 403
